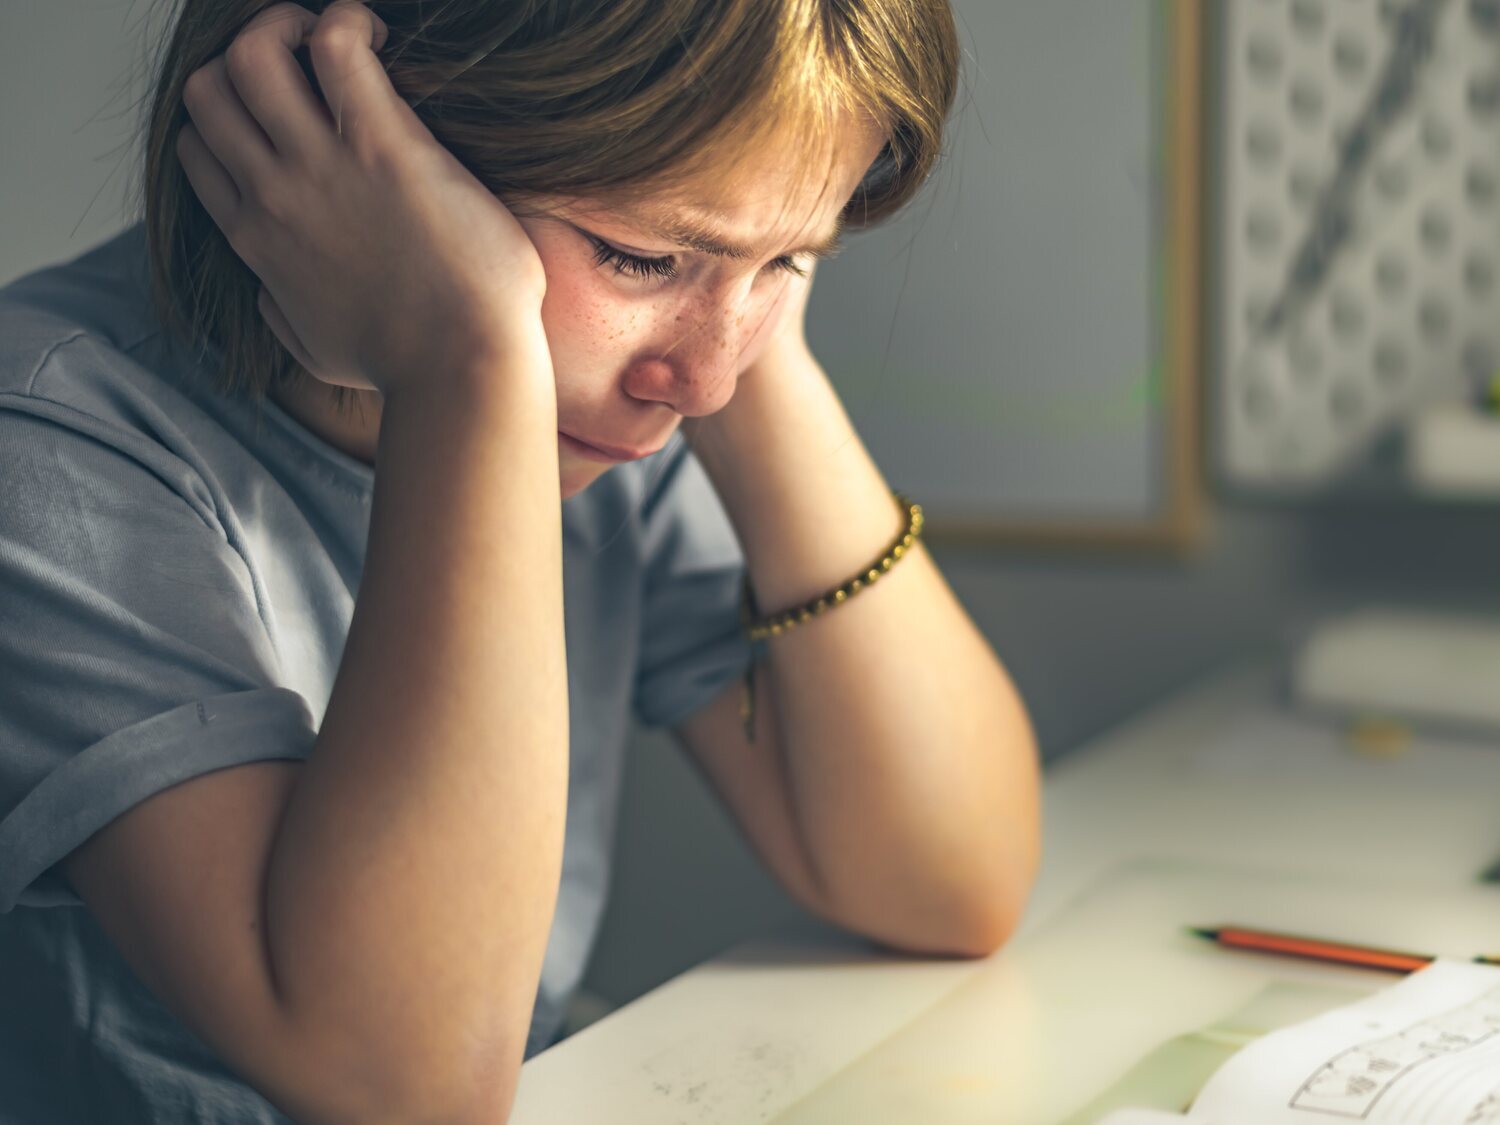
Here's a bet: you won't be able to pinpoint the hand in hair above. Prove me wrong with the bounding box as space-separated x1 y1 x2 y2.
175 1 549 399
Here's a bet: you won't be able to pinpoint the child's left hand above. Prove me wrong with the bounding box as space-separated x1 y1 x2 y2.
751 262 818 368
681 263 818 450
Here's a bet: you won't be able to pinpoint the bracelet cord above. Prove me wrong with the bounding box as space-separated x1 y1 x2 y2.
737 491 923 743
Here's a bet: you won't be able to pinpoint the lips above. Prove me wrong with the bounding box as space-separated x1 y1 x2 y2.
559 431 669 462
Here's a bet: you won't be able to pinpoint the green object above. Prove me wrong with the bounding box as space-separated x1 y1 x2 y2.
1058 980 1367 1124
1485 376 1500 415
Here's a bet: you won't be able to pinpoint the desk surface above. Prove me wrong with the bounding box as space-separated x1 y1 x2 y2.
510 662 1500 1123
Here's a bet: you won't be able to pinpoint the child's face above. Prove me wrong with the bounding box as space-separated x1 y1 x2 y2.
516 112 885 498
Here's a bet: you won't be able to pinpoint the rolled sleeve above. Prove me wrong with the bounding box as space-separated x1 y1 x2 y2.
0 689 316 911
0 401 316 911
631 438 754 730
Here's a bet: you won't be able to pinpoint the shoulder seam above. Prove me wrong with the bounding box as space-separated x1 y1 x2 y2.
7 329 260 549
0 385 289 671
24 330 88 396
0 387 221 535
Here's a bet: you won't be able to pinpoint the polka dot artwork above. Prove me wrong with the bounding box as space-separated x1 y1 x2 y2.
1220 0 1500 485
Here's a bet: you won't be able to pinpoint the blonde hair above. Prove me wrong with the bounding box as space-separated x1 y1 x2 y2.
142 0 960 401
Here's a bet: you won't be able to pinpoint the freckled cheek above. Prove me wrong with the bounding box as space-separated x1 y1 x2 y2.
675 282 784 370
537 271 646 367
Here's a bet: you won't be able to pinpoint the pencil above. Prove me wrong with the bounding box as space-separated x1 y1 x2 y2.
1188 925 1435 974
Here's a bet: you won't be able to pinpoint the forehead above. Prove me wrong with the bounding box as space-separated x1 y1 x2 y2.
586 110 885 256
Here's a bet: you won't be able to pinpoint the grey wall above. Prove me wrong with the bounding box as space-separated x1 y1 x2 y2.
8 0 1500 1017
1 0 157 289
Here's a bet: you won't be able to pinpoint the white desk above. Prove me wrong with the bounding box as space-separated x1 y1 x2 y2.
510 662 1500 1123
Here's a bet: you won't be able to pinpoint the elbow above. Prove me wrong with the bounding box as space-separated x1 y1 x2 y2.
855 894 1026 963
387 1027 524 1125
822 822 1043 962
946 801 1041 959
308 1020 524 1125
943 897 1026 959
272 1056 518 1125
931 702 1044 961
925 871 1033 960
845 866 1037 963
364 1061 520 1125
914 834 1042 961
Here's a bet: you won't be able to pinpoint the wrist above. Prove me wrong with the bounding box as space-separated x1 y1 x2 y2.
687 342 819 462
383 323 555 414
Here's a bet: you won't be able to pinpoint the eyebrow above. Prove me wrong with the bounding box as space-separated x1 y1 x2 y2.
639 212 846 262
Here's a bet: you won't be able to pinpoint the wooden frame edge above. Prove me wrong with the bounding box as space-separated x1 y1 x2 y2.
924 0 1209 555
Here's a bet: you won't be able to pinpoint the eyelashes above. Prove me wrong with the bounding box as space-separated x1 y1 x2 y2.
586 234 678 280
582 233 808 282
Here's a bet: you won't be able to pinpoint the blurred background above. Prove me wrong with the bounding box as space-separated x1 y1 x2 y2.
6 0 1500 1032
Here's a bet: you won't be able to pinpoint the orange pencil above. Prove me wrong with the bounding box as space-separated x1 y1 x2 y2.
1188 925 1435 974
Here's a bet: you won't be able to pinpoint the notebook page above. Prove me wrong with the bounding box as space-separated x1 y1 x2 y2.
1189 960 1500 1123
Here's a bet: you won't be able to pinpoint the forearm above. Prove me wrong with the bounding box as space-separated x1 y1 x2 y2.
691 347 1041 956
264 344 567 1116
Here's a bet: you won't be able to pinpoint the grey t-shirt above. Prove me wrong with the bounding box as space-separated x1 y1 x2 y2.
0 224 753 1122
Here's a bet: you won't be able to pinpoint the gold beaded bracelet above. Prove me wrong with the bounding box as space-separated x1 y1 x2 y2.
738 491 924 742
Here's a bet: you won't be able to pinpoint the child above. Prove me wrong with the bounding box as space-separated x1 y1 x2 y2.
0 1 1040 1120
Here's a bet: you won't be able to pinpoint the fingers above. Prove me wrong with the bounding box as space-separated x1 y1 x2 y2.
175 121 240 232
305 2 411 145
222 4 330 162
181 57 276 195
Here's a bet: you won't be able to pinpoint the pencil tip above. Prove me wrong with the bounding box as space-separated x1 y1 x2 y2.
1187 926 1218 941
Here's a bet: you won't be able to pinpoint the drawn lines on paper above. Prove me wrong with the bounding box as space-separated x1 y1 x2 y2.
1466 1088 1500 1124
1288 984 1500 1117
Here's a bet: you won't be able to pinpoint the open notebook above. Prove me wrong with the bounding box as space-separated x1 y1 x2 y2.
767 861 1500 1123
1099 960 1500 1124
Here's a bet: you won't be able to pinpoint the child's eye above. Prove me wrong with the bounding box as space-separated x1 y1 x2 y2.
583 231 808 282
585 235 678 281
767 255 808 279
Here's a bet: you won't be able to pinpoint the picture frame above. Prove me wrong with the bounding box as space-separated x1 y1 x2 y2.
806 0 1205 552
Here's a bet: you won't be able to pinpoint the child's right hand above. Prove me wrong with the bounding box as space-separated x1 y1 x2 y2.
176 1 549 399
